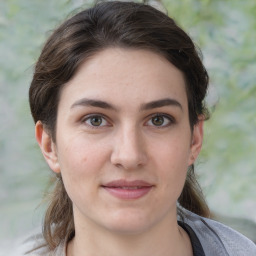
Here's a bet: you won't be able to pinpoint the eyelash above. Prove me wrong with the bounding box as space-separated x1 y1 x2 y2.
81 114 111 128
81 113 175 128
145 113 175 128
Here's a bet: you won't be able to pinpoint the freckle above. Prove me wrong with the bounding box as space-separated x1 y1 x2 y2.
81 155 87 162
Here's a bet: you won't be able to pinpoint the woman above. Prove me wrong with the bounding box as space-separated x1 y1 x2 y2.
22 1 255 255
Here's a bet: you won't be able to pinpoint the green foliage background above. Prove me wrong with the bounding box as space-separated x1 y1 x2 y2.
0 0 255 245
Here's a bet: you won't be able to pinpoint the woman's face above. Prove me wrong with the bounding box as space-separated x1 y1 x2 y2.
37 48 203 235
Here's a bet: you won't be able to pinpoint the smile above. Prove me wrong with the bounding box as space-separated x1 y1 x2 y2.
102 179 154 200
113 186 144 189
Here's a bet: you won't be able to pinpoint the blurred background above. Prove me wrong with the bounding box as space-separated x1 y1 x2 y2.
0 0 255 251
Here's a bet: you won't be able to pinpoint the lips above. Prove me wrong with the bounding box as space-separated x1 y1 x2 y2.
102 179 153 200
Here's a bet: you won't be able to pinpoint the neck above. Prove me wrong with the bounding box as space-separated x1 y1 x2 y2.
67 210 192 256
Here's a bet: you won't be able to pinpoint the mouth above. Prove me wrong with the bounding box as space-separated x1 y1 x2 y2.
101 179 154 200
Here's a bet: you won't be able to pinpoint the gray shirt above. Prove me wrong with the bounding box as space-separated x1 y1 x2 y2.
180 208 256 255
13 209 256 255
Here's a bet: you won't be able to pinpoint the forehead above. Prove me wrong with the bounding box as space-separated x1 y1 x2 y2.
59 47 188 111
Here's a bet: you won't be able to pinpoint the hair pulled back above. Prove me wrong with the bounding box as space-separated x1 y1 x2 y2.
29 1 209 250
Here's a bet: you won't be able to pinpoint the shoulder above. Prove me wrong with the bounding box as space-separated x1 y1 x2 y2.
181 208 256 256
7 231 49 256
8 230 66 256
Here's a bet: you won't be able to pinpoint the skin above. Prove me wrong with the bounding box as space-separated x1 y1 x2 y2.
36 48 204 256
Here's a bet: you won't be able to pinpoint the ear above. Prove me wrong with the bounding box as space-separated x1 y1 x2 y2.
188 119 204 166
35 121 60 173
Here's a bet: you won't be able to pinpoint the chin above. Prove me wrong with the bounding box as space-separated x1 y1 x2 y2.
105 222 152 235
101 209 159 235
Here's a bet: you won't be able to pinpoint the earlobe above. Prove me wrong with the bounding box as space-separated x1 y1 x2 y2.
188 120 204 166
35 121 60 173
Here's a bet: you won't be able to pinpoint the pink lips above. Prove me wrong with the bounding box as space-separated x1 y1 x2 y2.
102 179 153 200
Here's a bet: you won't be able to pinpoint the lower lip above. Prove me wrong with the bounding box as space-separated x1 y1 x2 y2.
102 186 153 200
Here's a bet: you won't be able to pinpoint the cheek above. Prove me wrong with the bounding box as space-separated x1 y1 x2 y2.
56 136 109 195
152 135 191 193
58 135 107 170
153 134 191 170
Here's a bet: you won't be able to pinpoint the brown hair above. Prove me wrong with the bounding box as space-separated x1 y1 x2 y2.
29 1 210 250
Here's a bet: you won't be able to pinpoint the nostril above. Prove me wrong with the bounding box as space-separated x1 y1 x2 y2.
111 153 147 170
110 130 147 169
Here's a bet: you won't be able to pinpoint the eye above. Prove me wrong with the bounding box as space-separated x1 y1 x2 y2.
83 115 109 127
146 114 174 127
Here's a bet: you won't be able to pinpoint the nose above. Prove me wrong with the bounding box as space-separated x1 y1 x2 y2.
110 126 148 170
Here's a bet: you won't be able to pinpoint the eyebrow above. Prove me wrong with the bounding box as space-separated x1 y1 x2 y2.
70 98 182 111
140 98 183 111
71 98 117 110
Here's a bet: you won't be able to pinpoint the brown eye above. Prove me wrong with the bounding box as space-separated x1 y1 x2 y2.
84 115 108 127
146 114 173 127
152 116 164 126
90 116 102 126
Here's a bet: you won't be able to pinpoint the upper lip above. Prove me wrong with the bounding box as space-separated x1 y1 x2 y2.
102 179 153 188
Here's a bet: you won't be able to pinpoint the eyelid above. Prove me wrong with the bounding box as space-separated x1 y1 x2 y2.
81 113 112 128
79 112 175 128
144 113 175 127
